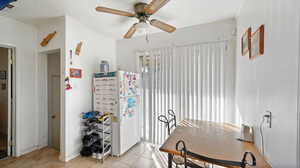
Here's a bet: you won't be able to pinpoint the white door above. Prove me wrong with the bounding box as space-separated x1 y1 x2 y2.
49 75 60 150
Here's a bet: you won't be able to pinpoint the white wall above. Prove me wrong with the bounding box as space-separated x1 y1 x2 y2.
64 15 116 161
117 18 236 72
236 0 300 167
0 16 38 156
117 18 237 123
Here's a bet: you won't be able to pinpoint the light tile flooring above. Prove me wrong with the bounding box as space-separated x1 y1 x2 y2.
0 142 169 168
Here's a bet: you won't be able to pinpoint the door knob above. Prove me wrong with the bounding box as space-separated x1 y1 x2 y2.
51 115 56 119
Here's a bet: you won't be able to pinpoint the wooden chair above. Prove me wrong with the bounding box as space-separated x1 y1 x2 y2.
176 140 257 168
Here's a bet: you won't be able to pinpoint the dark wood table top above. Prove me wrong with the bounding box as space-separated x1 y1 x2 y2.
159 120 271 168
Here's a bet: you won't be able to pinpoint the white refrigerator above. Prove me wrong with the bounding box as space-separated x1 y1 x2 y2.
93 71 141 156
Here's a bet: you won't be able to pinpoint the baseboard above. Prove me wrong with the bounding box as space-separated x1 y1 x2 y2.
18 145 39 157
64 152 80 162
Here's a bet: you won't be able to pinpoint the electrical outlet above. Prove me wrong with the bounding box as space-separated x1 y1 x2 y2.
264 111 272 128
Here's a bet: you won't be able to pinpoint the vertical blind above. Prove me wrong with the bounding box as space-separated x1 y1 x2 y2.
139 41 229 144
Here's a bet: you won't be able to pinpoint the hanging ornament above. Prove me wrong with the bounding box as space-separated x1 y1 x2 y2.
65 77 72 90
70 50 73 65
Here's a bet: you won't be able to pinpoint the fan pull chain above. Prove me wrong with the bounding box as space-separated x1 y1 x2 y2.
146 32 150 43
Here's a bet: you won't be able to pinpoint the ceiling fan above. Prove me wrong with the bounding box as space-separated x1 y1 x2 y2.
95 0 176 39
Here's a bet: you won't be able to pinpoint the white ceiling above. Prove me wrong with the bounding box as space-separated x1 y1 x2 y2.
0 0 243 39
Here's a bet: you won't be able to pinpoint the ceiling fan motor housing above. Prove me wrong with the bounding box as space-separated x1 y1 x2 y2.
134 2 149 18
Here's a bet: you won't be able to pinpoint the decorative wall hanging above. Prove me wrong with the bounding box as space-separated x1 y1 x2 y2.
75 42 83 56
250 25 265 59
0 71 7 80
69 50 73 65
241 27 252 56
70 68 82 78
65 77 72 90
40 31 57 47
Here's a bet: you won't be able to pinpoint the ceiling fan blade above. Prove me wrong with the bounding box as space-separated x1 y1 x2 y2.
6 4 14 8
145 0 170 15
124 23 137 39
150 19 176 33
95 6 136 17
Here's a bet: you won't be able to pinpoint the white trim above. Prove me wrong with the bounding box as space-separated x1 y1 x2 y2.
298 2 300 167
37 48 65 161
0 45 17 157
64 152 80 162
298 21 300 168
7 48 12 156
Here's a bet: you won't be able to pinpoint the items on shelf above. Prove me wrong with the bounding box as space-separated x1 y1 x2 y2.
100 60 109 73
80 111 112 162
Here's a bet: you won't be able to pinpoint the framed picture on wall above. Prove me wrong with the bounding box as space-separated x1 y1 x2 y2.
241 27 252 56
250 25 265 59
70 68 82 78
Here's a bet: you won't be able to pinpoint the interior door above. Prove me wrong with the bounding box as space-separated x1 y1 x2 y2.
50 75 60 151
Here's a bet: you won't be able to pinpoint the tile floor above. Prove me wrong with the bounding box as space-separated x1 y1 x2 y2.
0 142 169 168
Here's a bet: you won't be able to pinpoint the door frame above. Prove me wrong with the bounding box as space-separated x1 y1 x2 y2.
0 44 16 157
298 6 300 167
37 48 65 160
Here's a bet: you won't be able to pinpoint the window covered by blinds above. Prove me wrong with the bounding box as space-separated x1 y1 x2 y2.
139 41 234 144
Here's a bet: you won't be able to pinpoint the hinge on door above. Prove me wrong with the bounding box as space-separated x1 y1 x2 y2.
9 50 13 65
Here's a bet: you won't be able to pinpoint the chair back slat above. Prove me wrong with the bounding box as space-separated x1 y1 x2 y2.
158 109 177 135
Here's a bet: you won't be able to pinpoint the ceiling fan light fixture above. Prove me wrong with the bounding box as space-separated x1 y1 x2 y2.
136 21 149 29
136 21 149 33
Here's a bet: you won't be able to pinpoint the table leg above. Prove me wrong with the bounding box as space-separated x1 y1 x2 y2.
168 153 173 168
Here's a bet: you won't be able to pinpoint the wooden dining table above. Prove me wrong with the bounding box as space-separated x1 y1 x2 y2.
159 120 271 168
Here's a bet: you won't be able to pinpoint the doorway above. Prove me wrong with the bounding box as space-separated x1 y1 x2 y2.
0 47 14 159
47 52 61 151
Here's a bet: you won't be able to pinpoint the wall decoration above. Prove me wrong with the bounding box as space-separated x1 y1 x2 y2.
70 68 82 78
75 42 83 56
40 31 57 47
250 25 265 59
241 27 252 56
65 77 72 90
69 50 73 65
0 71 7 80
